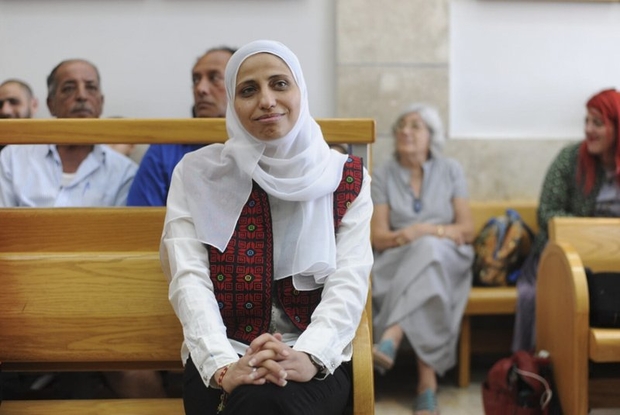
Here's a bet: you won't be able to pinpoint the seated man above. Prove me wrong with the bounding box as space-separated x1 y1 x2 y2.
0 60 137 207
0 79 39 151
0 59 163 399
127 46 235 206
0 78 38 119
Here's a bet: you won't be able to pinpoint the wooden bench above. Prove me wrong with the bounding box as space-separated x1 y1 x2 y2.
0 118 375 415
536 217 620 415
456 201 538 387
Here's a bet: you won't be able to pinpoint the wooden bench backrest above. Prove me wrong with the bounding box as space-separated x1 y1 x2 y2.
549 217 620 272
469 200 538 234
0 118 374 163
0 207 181 371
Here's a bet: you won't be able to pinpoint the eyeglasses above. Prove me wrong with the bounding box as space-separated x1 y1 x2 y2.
395 121 427 132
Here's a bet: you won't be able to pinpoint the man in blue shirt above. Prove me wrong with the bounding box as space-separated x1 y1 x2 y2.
127 46 236 206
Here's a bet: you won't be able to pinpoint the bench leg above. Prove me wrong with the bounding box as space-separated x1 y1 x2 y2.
458 316 471 388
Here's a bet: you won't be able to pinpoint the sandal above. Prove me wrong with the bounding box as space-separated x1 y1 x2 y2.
372 339 396 375
414 388 439 415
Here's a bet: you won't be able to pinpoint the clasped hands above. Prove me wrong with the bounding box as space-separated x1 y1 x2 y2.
217 332 318 393
395 223 466 246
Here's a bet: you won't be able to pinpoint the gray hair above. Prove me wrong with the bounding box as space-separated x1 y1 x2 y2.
392 103 446 157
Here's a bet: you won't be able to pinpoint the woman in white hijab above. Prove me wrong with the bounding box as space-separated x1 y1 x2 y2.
160 40 373 415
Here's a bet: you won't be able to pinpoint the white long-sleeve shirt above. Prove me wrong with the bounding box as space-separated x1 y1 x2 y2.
160 162 373 387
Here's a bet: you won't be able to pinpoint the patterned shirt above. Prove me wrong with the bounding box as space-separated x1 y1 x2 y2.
533 142 605 255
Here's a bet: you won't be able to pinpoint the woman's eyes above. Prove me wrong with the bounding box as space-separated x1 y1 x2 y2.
237 80 289 97
238 86 257 97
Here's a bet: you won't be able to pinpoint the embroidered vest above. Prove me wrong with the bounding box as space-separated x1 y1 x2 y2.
208 156 363 344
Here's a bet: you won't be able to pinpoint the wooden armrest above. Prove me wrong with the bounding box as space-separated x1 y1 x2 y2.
589 328 620 362
536 241 590 415
352 307 374 415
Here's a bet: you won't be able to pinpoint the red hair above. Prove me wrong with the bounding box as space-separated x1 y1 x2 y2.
577 89 620 194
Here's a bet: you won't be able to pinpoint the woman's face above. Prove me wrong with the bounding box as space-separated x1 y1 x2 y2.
234 53 301 141
394 112 431 160
585 108 616 156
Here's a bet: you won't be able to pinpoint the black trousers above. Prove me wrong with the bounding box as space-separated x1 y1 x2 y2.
183 355 352 415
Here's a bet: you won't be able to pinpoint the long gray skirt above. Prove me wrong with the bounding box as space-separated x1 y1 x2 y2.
372 235 473 376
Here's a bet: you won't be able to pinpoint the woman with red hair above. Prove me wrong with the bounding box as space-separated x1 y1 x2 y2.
513 88 620 352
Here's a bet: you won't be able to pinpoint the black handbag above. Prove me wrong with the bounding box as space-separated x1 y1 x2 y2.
585 269 620 328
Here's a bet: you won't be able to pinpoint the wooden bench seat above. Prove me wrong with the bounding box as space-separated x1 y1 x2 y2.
0 118 375 415
536 217 620 414
465 287 518 315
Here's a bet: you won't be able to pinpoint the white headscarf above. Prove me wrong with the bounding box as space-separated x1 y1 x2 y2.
182 40 347 287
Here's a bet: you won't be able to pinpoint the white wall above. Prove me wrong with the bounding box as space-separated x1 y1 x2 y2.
0 0 335 119
450 0 620 140
5 0 618 141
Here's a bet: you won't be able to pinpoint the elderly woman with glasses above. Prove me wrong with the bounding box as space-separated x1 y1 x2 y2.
370 104 474 415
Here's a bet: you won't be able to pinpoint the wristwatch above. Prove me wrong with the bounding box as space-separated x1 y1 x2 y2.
306 353 329 380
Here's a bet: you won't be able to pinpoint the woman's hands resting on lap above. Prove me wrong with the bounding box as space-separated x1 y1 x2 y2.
217 333 319 393
394 222 468 247
372 199 474 252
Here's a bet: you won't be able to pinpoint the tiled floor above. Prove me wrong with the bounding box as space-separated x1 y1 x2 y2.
373 357 485 415
373 356 620 415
